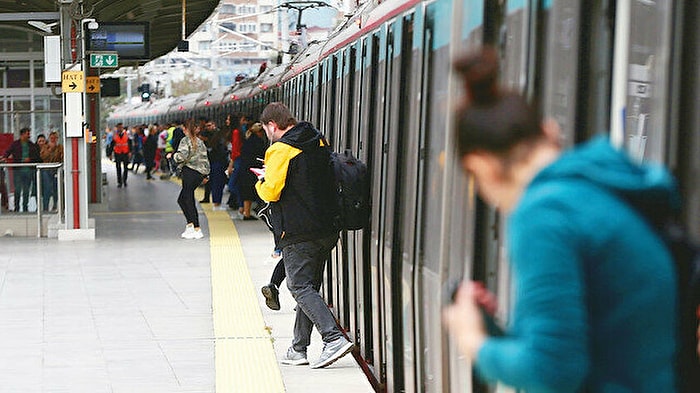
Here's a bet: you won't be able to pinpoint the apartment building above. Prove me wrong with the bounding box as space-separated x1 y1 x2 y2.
140 0 340 94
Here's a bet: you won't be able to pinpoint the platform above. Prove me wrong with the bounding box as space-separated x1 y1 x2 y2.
0 161 374 392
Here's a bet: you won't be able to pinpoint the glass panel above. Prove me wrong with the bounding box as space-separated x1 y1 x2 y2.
625 0 674 162
13 100 32 131
34 67 44 88
0 27 44 53
7 68 30 88
541 1 581 144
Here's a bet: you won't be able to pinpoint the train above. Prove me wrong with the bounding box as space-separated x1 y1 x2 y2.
110 1 700 392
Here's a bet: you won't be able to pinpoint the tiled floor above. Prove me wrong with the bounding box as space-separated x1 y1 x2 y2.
0 163 374 392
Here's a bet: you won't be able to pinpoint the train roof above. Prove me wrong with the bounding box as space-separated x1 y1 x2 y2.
167 92 203 115
109 0 417 124
194 86 231 109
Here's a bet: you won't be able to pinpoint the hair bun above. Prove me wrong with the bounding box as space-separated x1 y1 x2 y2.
453 46 500 105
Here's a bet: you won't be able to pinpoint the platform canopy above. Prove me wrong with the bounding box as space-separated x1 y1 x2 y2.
0 0 219 61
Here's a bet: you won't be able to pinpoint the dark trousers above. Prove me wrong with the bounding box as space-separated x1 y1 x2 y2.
271 258 286 288
41 169 58 211
210 161 227 204
114 153 129 185
284 233 340 351
227 157 242 208
0 170 7 210
177 166 204 227
13 170 33 212
145 156 155 178
200 182 211 202
160 153 171 175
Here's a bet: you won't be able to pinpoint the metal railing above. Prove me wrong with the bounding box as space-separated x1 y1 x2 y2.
0 162 64 237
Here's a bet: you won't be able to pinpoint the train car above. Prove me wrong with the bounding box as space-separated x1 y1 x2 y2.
110 1 700 392
165 92 202 124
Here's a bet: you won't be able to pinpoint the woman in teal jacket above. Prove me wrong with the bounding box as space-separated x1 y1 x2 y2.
442 47 678 392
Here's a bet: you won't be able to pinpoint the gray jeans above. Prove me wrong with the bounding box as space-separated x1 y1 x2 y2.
283 233 340 352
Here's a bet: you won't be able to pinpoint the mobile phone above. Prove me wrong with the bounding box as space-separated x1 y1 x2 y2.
444 279 505 337
479 305 505 337
444 279 462 305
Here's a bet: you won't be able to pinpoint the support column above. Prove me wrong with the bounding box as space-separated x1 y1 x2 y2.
58 0 95 240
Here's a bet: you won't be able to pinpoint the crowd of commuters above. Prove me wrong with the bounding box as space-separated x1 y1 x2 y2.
0 127 63 213
102 104 355 368
104 114 268 234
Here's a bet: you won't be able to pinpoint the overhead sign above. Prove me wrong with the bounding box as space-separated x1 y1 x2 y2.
86 76 100 93
62 71 84 93
89 53 119 68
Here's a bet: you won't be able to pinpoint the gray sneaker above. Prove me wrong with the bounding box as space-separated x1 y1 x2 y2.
281 347 309 366
310 337 354 369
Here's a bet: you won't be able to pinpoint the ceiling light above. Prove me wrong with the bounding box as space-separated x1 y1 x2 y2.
28 20 58 34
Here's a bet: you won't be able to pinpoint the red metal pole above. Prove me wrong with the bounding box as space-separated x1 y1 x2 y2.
72 138 80 229
89 94 98 202
70 23 77 64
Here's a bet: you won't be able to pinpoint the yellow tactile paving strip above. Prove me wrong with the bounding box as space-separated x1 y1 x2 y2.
190 186 285 393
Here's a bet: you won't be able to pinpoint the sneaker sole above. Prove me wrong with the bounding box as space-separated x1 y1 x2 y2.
310 341 354 369
280 358 309 366
261 286 280 310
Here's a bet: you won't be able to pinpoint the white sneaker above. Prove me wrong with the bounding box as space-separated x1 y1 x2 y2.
190 229 204 239
181 225 195 238
184 228 204 239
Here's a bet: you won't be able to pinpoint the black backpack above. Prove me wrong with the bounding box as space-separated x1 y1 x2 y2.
329 149 370 230
625 201 700 393
659 222 700 393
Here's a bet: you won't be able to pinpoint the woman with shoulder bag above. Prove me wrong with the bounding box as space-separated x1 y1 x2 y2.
169 120 211 239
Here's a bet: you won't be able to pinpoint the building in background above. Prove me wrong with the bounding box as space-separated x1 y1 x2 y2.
111 0 343 102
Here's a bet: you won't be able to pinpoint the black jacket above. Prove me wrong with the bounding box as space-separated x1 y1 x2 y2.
255 122 338 247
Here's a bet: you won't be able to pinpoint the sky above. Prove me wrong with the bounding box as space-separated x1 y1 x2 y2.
283 0 341 29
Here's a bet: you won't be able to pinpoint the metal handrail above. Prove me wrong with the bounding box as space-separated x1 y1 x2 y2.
0 162 64 237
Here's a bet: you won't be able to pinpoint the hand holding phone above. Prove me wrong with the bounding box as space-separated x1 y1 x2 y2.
446 280 504 337
250 167 265 180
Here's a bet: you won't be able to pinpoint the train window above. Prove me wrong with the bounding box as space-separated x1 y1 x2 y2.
315 65 323 127
617 1 675 163
539 1 583 145
327 55 339 146
344 47 357 150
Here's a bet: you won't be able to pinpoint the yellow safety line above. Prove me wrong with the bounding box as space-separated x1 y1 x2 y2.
197 187 285 393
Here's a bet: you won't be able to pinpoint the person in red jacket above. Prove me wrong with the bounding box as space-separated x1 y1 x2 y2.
1 127 41 212
110 123 132 188
226 114 247 210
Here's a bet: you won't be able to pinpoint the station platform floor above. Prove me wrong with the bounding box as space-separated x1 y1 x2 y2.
0 161 374 392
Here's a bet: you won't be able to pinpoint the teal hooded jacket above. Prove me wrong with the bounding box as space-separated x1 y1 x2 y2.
476 136 679 392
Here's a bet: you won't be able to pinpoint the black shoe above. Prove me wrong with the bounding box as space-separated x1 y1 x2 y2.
199 199 210 204
243 215 257 221
117 183 122 188
261 284 280 310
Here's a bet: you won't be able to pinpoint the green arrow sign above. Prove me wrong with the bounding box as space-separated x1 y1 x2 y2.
90 53 119 68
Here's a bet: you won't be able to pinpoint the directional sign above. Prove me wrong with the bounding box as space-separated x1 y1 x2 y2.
86 76 100 93
62 71 84 93
90 53 119 68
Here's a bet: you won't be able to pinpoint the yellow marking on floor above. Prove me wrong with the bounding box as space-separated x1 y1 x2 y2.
204 206 285 392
